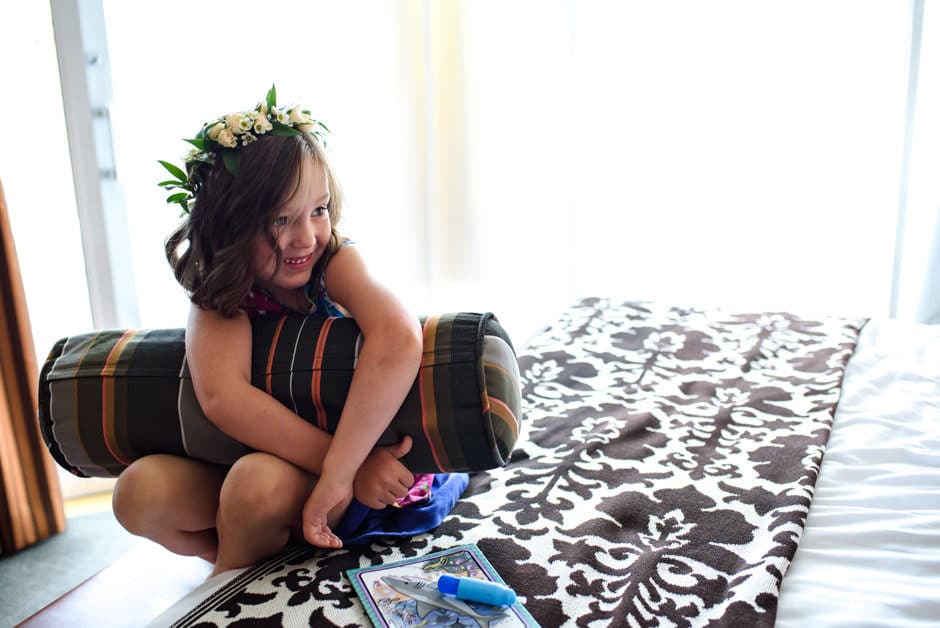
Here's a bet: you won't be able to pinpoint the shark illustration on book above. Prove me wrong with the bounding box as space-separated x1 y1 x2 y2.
382 576 509 627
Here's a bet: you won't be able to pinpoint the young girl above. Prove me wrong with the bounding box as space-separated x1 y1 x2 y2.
111 88 467 575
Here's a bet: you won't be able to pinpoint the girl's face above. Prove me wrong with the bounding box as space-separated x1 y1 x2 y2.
250 156 332 305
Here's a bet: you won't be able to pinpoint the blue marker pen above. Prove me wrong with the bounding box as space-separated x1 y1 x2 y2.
437 574 516 607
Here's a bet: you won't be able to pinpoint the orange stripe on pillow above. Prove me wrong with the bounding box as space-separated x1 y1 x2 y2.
487 397 519 440
265 316 287 394
312 317 334 431
101 329 137 465
72 332 100 377
419 315 450 472
480 360 514 413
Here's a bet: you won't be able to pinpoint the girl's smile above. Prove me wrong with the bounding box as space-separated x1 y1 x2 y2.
283 253 314 270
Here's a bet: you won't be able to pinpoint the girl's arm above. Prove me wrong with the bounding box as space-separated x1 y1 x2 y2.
301 245 424 546
185 306 335 473
316 244 424 483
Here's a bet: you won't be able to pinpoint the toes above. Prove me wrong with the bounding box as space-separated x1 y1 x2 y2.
305 526 342 549
311 533 342 549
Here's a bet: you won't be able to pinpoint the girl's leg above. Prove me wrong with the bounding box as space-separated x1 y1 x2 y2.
112 454 226 562
213 452 350 576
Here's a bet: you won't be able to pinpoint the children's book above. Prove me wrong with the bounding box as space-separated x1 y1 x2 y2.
347 544 539 627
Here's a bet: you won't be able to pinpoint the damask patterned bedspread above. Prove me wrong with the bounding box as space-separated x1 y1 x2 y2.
159 299 866 628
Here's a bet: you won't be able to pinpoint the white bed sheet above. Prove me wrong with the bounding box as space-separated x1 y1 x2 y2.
776 319 940 626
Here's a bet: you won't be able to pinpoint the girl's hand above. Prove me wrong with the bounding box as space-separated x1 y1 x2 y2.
353 435 415 510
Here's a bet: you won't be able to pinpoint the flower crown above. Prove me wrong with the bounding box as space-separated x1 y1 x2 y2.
158 85 329 215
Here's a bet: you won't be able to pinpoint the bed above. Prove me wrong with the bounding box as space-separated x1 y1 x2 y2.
136 298 939 627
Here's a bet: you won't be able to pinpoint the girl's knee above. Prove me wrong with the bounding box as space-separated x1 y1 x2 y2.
112 456 173 532
112 454 223 535
219 453 309 525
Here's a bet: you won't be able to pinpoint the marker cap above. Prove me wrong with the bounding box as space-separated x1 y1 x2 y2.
437 574 461 595
437 574 516 607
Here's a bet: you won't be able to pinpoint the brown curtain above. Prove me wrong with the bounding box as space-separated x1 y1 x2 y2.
0 177 66 554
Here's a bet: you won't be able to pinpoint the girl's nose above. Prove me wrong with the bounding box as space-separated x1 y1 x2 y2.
289 219 316 248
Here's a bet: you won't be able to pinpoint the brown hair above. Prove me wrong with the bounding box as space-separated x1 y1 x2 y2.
165 133 344 317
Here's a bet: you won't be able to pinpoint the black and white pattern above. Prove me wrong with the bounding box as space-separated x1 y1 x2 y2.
161 299 866 628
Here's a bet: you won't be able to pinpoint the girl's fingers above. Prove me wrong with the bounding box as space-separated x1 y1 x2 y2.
390 435 413 458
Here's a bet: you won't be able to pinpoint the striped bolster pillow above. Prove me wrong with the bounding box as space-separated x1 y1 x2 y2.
38 312 522 477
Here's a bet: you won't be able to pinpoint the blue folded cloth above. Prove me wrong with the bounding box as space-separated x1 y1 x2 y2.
334 473 469 545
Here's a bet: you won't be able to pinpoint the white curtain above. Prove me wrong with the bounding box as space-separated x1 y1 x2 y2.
92 0 932 343
438 1 917 339
897 0 940 323
0 2 94 358
573 2 909 320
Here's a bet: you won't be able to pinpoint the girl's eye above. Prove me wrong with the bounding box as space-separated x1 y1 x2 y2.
273 215 289 227
312 206 328 217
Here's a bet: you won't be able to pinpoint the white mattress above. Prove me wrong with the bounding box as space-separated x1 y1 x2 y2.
776 319 940 626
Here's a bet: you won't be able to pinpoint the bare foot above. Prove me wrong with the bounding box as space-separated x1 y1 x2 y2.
302 481 351 548
302 512 342 549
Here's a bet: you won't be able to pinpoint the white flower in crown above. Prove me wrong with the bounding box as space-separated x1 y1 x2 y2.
240 132 257 146
214 128 236 148
224 113 245 135
288 107 309 126
207 122 226 141
272 107 290 124
251 111 273 135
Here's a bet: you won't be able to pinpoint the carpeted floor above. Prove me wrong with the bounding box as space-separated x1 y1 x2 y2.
0 509 138 626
